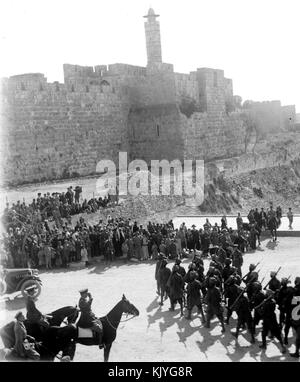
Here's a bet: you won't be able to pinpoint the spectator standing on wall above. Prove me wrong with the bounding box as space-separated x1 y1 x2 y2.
287 208 293 229
81 245 89 267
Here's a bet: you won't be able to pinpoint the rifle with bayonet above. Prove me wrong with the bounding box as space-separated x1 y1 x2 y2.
241 262 260 283
254 294 273 311
263 266 281 290
228 269 261 311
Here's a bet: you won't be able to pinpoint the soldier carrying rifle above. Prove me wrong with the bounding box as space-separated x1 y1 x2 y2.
255 289 286 353
231 288 256 344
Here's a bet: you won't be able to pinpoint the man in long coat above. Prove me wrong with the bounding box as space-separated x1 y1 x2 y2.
169 265 184 315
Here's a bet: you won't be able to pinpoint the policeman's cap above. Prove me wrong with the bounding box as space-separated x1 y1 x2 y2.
79 288 88 294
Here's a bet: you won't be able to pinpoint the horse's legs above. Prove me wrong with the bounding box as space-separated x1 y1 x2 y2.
103 343 112 362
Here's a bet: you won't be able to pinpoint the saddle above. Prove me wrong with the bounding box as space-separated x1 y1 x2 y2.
78 327 94 339
78 320 103 339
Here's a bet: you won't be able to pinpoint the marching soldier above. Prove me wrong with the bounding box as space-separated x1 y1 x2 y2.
277 277 293 338
258 290 286 353
222 258 233 283
210 255 223 274
244 266 259 300
231 245 243 277
205 277 226 333
268 271 281 293
244 263 257 284
232 291 255 343
168 265 184 316
224 276 241 325
216 246 227 265
185 271 206 322
250 282 266 330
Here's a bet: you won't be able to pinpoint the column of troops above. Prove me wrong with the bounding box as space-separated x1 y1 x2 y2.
155 247 300 358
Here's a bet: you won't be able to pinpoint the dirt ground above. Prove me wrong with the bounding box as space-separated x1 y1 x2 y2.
1 236 300 362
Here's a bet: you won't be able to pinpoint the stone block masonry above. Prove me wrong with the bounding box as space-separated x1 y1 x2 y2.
0 8 297 186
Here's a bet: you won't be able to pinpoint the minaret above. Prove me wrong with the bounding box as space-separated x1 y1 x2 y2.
143 8 162 65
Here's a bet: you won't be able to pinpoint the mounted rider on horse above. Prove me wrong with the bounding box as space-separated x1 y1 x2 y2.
77 289 104 348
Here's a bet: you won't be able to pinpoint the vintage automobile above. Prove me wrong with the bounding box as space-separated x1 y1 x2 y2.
0 268 42 298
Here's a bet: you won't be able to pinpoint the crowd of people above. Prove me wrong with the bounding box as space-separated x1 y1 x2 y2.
0 186 117 269
0 185 299 360
0 185 296 271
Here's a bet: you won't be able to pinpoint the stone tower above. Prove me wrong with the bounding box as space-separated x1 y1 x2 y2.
143 8 162 65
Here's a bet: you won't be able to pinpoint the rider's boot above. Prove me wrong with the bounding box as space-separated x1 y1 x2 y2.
221 321 226 333
98 330 105 350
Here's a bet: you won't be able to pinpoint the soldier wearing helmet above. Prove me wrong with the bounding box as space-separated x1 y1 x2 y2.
224 276 241 325
185 271 206 322
268 271 281 293
245 270 259 300
222 259 233 284
244 264 257 284
250 282 266 331
277 277 293 343
232 289 255 344
231 246 243 277
258 289 286 354
205 277 226 333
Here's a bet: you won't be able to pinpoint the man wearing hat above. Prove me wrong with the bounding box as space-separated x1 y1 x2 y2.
78 289 104 348
174 258 186 279
158 258 171 306
155 253 165 295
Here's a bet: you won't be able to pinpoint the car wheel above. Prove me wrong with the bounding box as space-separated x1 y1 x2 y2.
0 279 7 295
20 280 42 298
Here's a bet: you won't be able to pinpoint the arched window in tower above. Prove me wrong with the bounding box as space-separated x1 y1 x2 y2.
213 71 218 87
156 124 160 136
55 83 60 92
100 80 110 86
86 85 89 93
21 82 25 91
71 84 75 92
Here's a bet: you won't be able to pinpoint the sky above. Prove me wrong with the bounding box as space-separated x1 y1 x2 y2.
0 0 299 111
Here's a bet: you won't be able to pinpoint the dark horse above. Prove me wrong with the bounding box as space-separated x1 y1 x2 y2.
0 296 139 362
53 294 139 362
0 306 79 361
